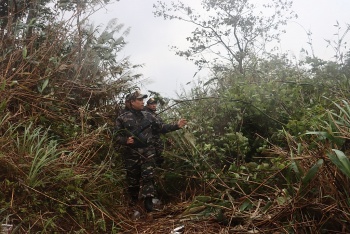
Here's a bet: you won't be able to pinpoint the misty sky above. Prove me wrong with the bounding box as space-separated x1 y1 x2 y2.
90 0 350 98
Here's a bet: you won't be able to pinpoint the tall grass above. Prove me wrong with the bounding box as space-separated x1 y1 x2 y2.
0 2 133 230
158 98 350 232
0 114 128 232
13 123 61 187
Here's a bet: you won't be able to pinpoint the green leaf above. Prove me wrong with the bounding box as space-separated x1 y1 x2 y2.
328 149 350 178
261 200 272 213
38 79 49 94
0 79 5 91
333 101 350 121
239 199 252 211
302 159 323 186
297 143 302 155
289 160 303 178
41 79 49 92
23 46 27 58
305 131 331 140
276 196 286 205
0 100 7 112
195 196 212 203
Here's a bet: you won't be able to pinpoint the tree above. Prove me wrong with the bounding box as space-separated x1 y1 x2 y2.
0 0 115 40
154 0 297 75
0 1 143 232
0 0 136 137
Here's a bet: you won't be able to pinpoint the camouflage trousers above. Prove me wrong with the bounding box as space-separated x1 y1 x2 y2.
154 138 165 167
123 147 156 199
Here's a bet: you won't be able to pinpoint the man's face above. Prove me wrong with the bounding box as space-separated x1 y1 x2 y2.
147 103 157 111
131 98 145 110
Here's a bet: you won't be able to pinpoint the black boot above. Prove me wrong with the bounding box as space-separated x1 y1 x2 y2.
128 187 139 206
144 197 153 212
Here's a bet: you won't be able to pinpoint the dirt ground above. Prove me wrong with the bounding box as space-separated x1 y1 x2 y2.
117 201 261 234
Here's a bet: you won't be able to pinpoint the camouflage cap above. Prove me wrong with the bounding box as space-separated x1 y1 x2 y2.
147 97 157 105
129 90 148 100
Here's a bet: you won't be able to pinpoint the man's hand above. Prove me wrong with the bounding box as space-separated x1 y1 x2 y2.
177 119 187 128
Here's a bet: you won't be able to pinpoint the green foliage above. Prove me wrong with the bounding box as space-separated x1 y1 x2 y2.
181 195 231 222
301 159 323 187
0 115 126 232
168 51 350 167
1 0 350 232
14 123 62 187
328 149 350 179
154 22 350 228
286 104 328 136
0 0 135 232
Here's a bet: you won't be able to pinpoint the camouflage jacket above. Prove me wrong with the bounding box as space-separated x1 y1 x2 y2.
114 109 179 148
143 106 161 120
143 106 179 140
119 106 134 117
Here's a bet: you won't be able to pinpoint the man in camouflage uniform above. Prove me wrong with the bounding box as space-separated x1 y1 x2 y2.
144 97 176 167
114 91 187 212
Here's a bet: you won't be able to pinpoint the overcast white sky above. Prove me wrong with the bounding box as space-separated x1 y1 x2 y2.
90 0 350 98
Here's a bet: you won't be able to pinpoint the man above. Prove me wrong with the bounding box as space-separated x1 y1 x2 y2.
114 90 187 212
143 97 173 167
